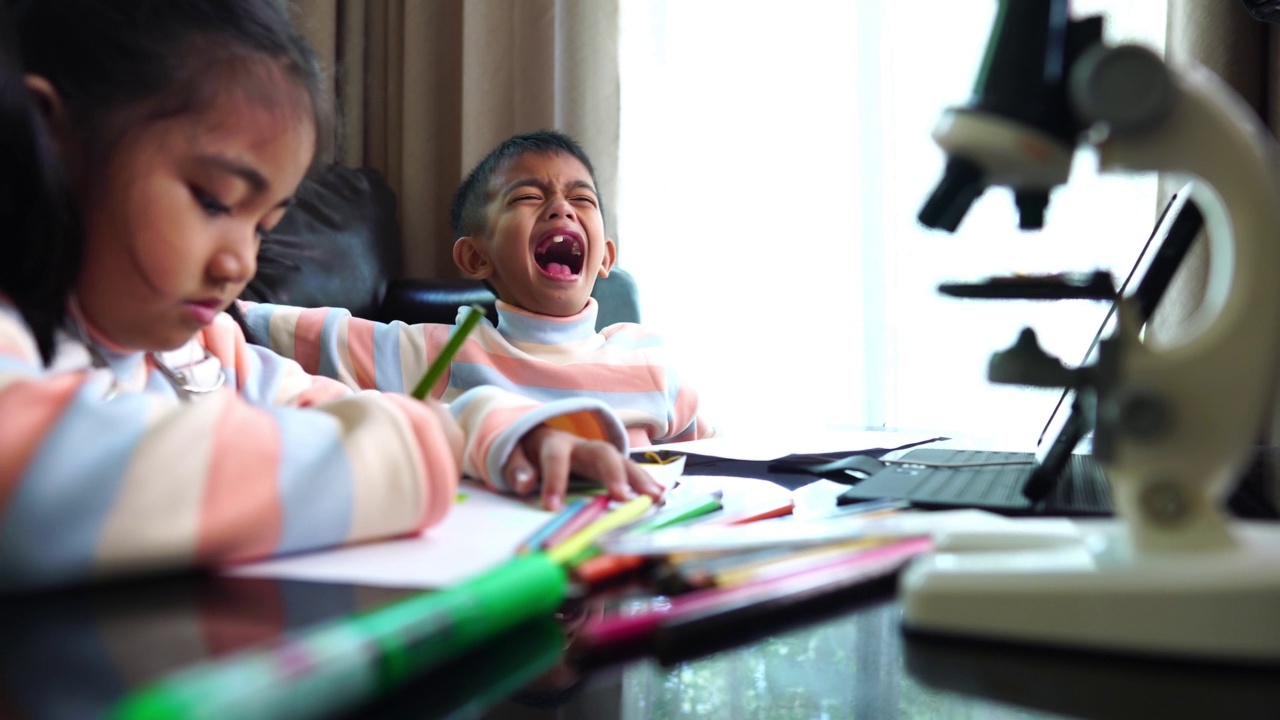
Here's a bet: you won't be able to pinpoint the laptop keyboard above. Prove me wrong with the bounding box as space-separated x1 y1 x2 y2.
840 448 1113 516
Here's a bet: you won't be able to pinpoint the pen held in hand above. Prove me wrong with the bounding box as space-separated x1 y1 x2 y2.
410 304 487 400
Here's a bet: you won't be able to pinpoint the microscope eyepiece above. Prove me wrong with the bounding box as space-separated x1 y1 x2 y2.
918 157 985 232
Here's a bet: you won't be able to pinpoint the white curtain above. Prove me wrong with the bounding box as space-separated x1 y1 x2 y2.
618 1 1167 444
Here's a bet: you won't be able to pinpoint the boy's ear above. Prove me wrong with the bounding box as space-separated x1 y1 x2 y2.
453 236 494 279
23 74 71 144
597 237 618 279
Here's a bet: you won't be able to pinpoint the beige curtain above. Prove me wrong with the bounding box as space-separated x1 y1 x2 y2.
287 0 620 281
1158 0 1280 451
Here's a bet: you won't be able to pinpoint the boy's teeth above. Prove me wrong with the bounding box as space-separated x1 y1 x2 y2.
553 235 564 243
571 246 581 255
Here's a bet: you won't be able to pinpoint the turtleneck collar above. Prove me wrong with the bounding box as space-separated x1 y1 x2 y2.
493 297 600 345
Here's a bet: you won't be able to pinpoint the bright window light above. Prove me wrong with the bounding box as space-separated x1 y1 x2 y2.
619 1 1168 445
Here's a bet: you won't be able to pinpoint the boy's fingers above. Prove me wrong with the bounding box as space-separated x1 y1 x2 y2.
504 445 537 496
628 461 665 499
536 436 572 511
570 442 634 502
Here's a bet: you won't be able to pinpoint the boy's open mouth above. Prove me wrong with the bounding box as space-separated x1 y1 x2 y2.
534 233 585 279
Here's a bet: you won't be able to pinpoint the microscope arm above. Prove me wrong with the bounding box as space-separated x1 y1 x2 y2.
1071 46 1280 551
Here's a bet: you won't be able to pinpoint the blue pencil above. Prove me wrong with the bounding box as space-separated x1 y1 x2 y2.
515 497 590 555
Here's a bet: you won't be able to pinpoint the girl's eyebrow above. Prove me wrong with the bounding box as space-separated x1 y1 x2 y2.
199 154 296 208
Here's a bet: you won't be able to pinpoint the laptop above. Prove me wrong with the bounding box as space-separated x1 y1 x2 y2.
839 185 1205 516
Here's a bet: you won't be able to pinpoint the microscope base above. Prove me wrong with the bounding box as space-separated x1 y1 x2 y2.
900 520 1280 662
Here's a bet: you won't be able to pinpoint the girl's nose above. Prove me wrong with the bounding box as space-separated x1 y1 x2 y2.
207 232 257 286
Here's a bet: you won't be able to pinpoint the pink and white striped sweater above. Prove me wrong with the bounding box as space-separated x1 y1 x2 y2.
0 300 627 593
242 298 716 449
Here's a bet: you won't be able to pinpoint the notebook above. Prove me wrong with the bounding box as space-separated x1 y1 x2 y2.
839 185 1205 516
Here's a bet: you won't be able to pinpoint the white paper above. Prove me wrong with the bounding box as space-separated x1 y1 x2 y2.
633 427 944 462
226 484 554 589
225 455 693 589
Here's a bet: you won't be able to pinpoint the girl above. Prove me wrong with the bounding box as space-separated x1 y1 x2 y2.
0 0 660 594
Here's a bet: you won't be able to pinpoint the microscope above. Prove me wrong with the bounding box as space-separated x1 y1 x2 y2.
902 0 1280 661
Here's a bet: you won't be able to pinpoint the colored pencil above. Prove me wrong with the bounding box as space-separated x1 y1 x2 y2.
707 499 794 526
540 494 610 550
629 490 724 532
652 538 933 663
572 491 725 586
515 497 589 556
574 537 932 661
573 553 651 586
410 304 486 400
661 538 887 593
547 495 654 566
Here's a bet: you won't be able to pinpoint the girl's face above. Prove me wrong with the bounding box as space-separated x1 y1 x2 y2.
73 68 315 351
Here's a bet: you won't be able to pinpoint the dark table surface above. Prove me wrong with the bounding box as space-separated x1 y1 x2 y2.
2 568 1278 720
5 444 1279 719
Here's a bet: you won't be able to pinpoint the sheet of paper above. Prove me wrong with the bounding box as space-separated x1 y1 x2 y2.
664 474 792 515
226 484 553 589
633 427 944 462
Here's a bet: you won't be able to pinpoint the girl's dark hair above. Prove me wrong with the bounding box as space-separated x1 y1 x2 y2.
6 0 331 354
0 2 81 364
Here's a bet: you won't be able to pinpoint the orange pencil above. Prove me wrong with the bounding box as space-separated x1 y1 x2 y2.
708 499 795 526
573 553 650 586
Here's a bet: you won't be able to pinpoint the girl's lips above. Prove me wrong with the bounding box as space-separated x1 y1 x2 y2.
181 301 222 326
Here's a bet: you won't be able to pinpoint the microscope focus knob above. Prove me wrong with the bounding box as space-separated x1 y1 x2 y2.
1071 44 1176 134
1104 384 1175 443
987 328 1077 387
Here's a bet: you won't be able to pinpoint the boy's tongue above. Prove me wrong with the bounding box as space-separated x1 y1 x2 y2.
544 263 577 279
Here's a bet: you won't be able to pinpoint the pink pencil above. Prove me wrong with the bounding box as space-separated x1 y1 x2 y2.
541 494 611 551
574 536 932 655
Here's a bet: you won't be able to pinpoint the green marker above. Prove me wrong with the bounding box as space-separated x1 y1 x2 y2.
109 554 566 720
410 304 487 400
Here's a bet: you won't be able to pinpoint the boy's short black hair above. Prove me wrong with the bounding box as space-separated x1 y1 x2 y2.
450 129 602 240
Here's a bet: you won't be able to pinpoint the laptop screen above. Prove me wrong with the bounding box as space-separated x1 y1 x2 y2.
1022 184 1204 501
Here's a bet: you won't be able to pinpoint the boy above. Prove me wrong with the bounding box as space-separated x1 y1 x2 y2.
243 130 715 460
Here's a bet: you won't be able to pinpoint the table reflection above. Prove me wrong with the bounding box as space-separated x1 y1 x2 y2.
2 573 1278 720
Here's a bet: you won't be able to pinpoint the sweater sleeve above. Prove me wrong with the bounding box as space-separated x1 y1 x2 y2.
662 364 718 443
0 304 459 594
449 385 630 491
238 300 451 397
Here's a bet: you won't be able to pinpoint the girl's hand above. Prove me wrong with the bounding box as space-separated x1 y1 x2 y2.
503 425 663 511
422 398 465 470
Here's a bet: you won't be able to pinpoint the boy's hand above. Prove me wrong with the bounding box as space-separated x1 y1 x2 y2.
504 425 663 511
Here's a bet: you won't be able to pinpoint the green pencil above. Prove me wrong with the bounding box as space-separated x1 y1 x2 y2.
410 304 487 400
629 490 724 533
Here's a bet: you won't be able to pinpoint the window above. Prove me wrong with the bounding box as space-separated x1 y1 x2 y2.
619 1 1168 444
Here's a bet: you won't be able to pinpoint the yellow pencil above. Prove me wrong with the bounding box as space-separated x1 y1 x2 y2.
547 495 654 566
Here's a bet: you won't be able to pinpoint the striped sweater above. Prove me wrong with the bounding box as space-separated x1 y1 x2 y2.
242 298 716 448
0 300 627 593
